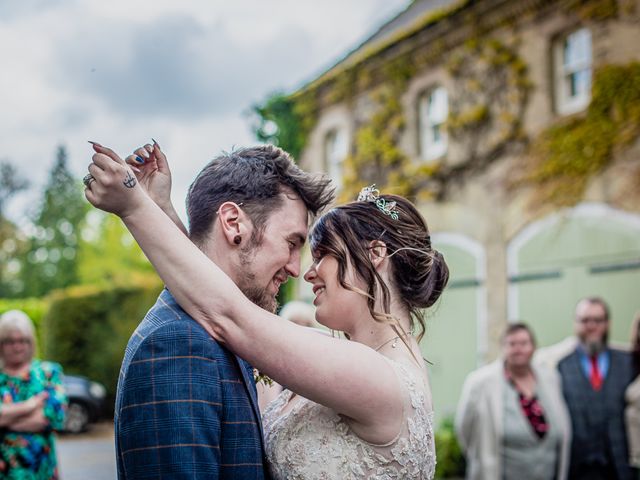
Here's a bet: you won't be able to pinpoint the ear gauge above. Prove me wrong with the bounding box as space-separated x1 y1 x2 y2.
233 235 242 245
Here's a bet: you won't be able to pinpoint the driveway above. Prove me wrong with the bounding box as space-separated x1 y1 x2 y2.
57 421 117 480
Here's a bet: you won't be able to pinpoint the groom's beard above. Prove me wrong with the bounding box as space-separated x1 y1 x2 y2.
242 285 278 314
237 243 279 314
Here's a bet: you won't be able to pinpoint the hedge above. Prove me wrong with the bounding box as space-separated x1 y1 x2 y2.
42 277 163 414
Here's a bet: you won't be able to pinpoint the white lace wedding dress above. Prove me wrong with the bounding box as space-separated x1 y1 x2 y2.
262 359 436 479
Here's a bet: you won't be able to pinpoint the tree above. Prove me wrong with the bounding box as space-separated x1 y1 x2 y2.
77 212 156 286
0 160 29 215
0 160 29 298
20 146 87 297
252 92 310 159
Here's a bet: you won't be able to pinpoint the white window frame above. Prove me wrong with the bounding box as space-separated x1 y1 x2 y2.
324 129 348 191
418 86 448 161
554 28 592 115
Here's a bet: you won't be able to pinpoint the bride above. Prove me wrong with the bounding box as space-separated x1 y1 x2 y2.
85 142 448 479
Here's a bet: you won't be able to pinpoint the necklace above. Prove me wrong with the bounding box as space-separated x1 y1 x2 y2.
374 335 401 352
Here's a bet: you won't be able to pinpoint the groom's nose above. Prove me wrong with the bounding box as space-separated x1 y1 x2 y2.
284 252 301 278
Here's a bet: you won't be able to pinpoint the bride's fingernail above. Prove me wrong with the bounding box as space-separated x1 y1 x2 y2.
135 156 145 164
151 138 160 148
88 140 102 146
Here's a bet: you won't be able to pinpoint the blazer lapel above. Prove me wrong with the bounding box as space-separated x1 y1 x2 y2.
234 355 265 438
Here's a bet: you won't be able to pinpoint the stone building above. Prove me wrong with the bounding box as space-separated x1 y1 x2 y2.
280 0 640 418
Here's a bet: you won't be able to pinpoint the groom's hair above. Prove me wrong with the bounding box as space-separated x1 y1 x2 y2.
187 145 334 247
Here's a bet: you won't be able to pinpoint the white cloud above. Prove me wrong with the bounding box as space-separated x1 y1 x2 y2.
1 0 410 225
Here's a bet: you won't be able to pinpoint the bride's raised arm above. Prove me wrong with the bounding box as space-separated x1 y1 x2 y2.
84 144 404 434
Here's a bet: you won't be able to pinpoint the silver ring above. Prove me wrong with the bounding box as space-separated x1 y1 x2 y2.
83 173 95 187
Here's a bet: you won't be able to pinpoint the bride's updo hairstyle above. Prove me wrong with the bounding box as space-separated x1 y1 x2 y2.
309 189 449 342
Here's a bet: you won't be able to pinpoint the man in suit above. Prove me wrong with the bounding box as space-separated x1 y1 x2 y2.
558 296 637 480
114 144 333 479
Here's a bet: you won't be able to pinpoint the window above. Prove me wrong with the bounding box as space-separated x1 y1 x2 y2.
324 129 348 190
555 28 592 115
419 87 448 161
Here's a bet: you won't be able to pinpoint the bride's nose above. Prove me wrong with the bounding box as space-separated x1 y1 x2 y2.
303 264 316 282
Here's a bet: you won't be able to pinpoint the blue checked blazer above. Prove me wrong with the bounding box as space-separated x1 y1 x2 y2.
115 289 269 479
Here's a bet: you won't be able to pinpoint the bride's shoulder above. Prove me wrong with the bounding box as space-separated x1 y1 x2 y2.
384 357 433 411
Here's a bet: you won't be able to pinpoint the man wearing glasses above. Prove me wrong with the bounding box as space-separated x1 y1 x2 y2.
558 297 636 480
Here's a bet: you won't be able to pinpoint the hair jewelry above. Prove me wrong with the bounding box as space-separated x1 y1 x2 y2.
357 184 399 220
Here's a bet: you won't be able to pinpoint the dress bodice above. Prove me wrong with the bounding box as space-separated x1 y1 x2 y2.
262 359 436 479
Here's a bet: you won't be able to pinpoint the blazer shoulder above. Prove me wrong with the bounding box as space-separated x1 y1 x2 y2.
557 348 579 369
135 290 224 349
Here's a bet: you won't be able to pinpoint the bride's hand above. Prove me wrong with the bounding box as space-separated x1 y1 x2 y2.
85 142 150 218
124 140 173 211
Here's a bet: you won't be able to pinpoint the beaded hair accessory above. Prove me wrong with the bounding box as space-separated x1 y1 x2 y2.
357 184 399 220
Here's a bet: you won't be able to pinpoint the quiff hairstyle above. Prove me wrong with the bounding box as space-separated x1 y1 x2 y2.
187 145 334 247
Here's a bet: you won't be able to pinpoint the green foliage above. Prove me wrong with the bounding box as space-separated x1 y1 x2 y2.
0 217 27 298
0 160 30 297
43 278 163 412
524 63 640 206
77 212 154 285
561 0 619 20
341 36 530 202
434 417 466 479
0 160 29 216
341 82 416 201
20 146 88 297
252 91 318 159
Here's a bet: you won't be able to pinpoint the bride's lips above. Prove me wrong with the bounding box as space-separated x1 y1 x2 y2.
312 285 325 304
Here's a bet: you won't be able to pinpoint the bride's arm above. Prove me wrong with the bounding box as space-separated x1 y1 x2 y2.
85 146 403 431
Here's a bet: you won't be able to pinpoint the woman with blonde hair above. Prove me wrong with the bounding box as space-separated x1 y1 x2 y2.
0 310 67 479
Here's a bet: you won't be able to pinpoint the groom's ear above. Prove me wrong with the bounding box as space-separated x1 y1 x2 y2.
217 202 250 246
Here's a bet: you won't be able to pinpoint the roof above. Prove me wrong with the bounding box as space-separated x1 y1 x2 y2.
302 0 462 91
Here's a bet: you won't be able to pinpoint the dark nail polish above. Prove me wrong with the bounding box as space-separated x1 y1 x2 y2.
88 140 102 146
151 138 160 147
135 156 145 164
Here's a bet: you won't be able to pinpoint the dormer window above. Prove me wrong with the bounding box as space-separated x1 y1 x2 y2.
418 86 448 161
324 129 348 190
555 28 592 115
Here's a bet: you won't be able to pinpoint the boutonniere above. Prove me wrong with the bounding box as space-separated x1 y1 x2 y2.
253 368 274 387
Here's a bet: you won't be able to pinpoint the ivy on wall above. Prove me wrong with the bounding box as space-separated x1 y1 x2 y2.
340 35 531 202
253 0 638 208
519 62 640 206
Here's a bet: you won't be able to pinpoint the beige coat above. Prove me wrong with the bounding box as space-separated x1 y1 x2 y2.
455 360 571 480
625 375 640 468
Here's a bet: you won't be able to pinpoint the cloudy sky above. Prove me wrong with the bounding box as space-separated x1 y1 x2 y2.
1 0 409 225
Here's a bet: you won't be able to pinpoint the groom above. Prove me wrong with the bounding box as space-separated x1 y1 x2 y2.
114 143 333 479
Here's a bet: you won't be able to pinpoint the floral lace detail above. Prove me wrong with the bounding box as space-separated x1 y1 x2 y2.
262 361 436 480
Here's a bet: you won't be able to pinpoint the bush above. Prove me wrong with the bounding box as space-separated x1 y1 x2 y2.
42 276 163 414
434 417 466 479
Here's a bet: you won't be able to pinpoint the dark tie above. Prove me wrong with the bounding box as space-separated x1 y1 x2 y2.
589 355 603 391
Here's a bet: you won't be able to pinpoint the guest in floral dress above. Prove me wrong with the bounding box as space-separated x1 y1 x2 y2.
0 310 67 479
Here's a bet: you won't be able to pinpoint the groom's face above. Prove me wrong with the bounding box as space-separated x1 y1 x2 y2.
236 194 309 313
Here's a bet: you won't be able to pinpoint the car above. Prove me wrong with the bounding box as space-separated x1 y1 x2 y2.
62 374 107 433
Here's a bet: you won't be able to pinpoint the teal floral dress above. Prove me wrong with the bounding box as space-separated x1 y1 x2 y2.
0 360 67 479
